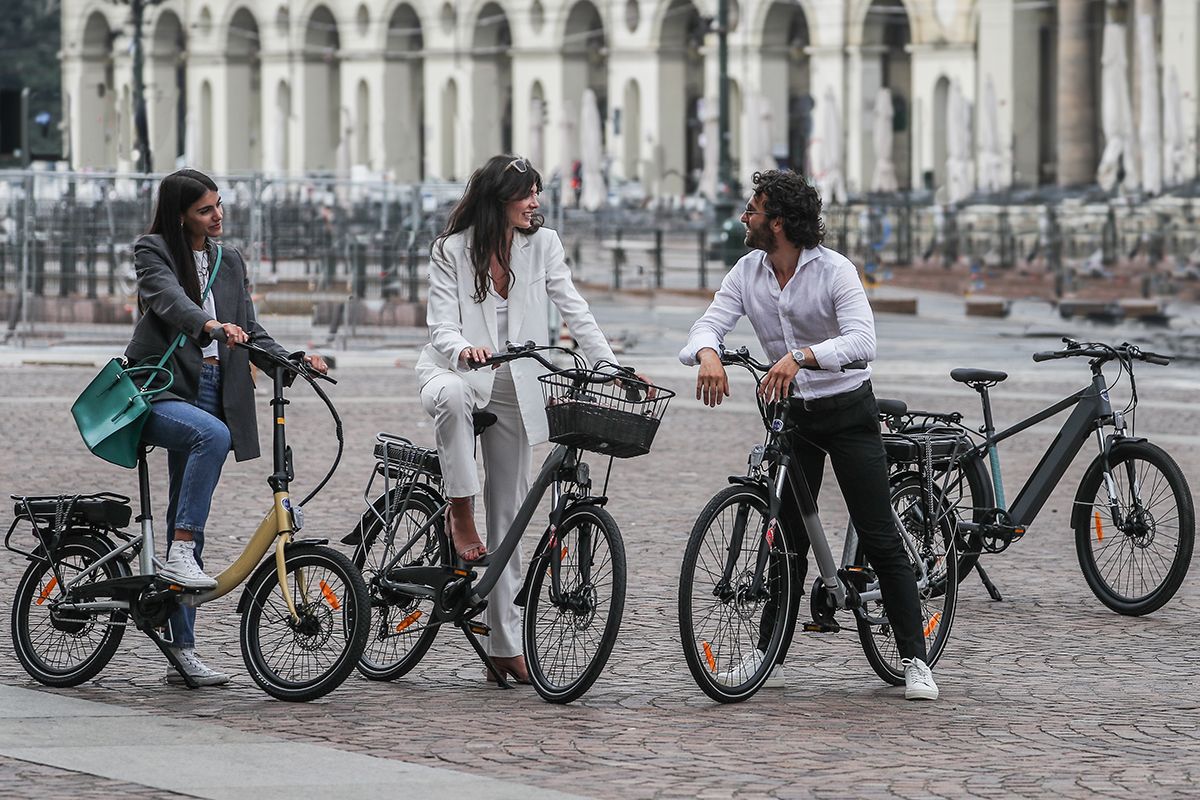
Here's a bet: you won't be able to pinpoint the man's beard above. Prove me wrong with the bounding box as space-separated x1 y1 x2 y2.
745 225 776 252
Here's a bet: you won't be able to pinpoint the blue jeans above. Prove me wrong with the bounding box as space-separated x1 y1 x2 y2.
141 362 231 648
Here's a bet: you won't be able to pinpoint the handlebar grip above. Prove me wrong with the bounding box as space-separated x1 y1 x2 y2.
1032 351 1060 362
840 360 869 371
1142 352 1171 366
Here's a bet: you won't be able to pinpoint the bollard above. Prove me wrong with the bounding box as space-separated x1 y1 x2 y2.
612 229 624 290
654 229 664 288
380 239 395 299
350 237 367 299
406 240 419 303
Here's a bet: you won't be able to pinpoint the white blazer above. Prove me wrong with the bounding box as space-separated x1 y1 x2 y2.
416 226 619 445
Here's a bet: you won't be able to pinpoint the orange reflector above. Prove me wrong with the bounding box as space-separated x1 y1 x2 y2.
1094 511 1104 541
276 417 286 425
924 612 942 638
561 545 569 560
319 580 341 610
395 609 422 633
702 641 716 673
36 577 58 605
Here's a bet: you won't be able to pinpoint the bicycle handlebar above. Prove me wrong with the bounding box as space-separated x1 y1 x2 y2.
1032 338 1171 367
718 345 868 374
237 341 338 384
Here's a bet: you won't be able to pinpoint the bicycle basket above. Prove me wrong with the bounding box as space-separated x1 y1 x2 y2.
373 434 441 480
539 369 675 458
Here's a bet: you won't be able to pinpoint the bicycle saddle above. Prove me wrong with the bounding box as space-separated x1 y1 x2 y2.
472 411 498 436
950 368 1008 386
876 398 908 418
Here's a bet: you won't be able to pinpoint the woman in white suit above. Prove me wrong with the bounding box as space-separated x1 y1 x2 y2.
417 155 629 684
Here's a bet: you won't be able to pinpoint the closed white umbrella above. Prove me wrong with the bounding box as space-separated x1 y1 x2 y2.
579 88 606 211
529 96 545 170
1137 12 1161 195
699 96 718 199
180 108 197 169
816 86 846 205
1096 22 1138 192
944 80 973 203
1163 67 1185 186
559 98 576 208
870 87 898 193
977 74 1004 193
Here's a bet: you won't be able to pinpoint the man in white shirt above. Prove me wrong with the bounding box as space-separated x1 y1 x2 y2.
679 170 939 700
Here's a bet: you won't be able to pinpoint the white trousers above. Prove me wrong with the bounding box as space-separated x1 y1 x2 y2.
420 367 530 657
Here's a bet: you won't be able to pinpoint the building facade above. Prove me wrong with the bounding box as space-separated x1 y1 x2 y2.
60 0 1200 198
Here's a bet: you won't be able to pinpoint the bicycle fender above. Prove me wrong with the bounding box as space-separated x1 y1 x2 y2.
727 475 765 488
341 482 444 545
1069 439 1147 533
514 528 554 608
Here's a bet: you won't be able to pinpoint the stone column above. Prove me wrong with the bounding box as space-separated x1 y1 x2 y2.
1055 0 1097 186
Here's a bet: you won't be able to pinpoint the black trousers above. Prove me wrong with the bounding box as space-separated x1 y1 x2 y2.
759 385 929 663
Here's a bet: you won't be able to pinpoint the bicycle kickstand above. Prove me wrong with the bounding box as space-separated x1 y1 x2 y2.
458 620 512 689
975 561 1003 602
143 624 200 690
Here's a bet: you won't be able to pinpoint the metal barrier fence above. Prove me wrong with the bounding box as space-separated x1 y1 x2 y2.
2 169 1198 333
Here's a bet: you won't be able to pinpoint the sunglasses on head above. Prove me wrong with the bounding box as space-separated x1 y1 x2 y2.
505 157 528 174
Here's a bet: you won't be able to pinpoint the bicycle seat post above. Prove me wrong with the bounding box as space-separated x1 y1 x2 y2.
135 444 156 577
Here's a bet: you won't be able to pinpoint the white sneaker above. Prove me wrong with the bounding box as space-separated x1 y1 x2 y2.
902 657 939 700
716 648 784 687
159 540 217 589
166 647 230 687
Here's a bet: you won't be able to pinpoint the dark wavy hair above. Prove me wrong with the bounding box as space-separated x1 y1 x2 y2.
751 170 825 250
145 168 219 304
434 154 545 303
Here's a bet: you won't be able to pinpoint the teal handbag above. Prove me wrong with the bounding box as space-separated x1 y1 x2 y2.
71 246 223 469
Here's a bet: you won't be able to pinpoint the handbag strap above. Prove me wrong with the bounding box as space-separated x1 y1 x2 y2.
139 244 223 391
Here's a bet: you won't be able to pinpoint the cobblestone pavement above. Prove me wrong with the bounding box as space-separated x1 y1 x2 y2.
1 306 1199 797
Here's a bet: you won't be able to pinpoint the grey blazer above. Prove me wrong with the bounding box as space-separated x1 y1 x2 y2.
124 234 289 462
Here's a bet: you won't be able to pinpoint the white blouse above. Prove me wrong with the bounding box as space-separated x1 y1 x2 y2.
194 249 219 360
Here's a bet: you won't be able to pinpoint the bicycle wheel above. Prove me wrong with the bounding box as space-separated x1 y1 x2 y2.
351 488 449 680
1074 441 1195 616
523 505 626 704
241 543 370 702
938 453 992 581
856 475 959 685
678 484 796 703
11 534 129 687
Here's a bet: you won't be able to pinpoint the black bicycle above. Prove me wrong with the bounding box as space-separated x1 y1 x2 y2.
678 347 956 703
343 342 674 703
878 338 1194 616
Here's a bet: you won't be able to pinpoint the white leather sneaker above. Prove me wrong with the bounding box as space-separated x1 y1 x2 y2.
166 648 230 687
716 648 783 687
159 540 217 590
902 657 939 700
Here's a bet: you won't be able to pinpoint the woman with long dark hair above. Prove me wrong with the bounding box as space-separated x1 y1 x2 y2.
127 168 327 686
417 154 635 684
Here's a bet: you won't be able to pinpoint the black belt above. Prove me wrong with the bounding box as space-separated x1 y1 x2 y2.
793 380 872 413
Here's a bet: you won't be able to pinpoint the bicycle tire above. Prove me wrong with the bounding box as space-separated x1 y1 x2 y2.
240 543 370 702
678 484 795 703
11 534 129 687
351 487 449 681
856 475 959 685
523 505 626 704
1074 441 1195 616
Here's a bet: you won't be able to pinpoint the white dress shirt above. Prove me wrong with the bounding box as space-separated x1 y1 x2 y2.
193 249 219 360
679 245 874 400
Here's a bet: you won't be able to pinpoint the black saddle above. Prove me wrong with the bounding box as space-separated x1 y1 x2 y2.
876 398 908 418
950 368 1008 387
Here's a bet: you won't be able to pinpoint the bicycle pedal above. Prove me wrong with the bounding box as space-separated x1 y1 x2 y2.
466 622 491 637
838 566 876 592
802 620 841 633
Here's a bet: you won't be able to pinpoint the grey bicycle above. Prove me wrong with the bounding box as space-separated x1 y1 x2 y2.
678 347 957 703
879 338 1194 616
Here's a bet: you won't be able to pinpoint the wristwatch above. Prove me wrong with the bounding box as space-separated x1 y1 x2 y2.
790 348 807 367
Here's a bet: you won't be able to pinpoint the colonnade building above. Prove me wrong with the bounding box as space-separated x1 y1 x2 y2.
61 0 1200 198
